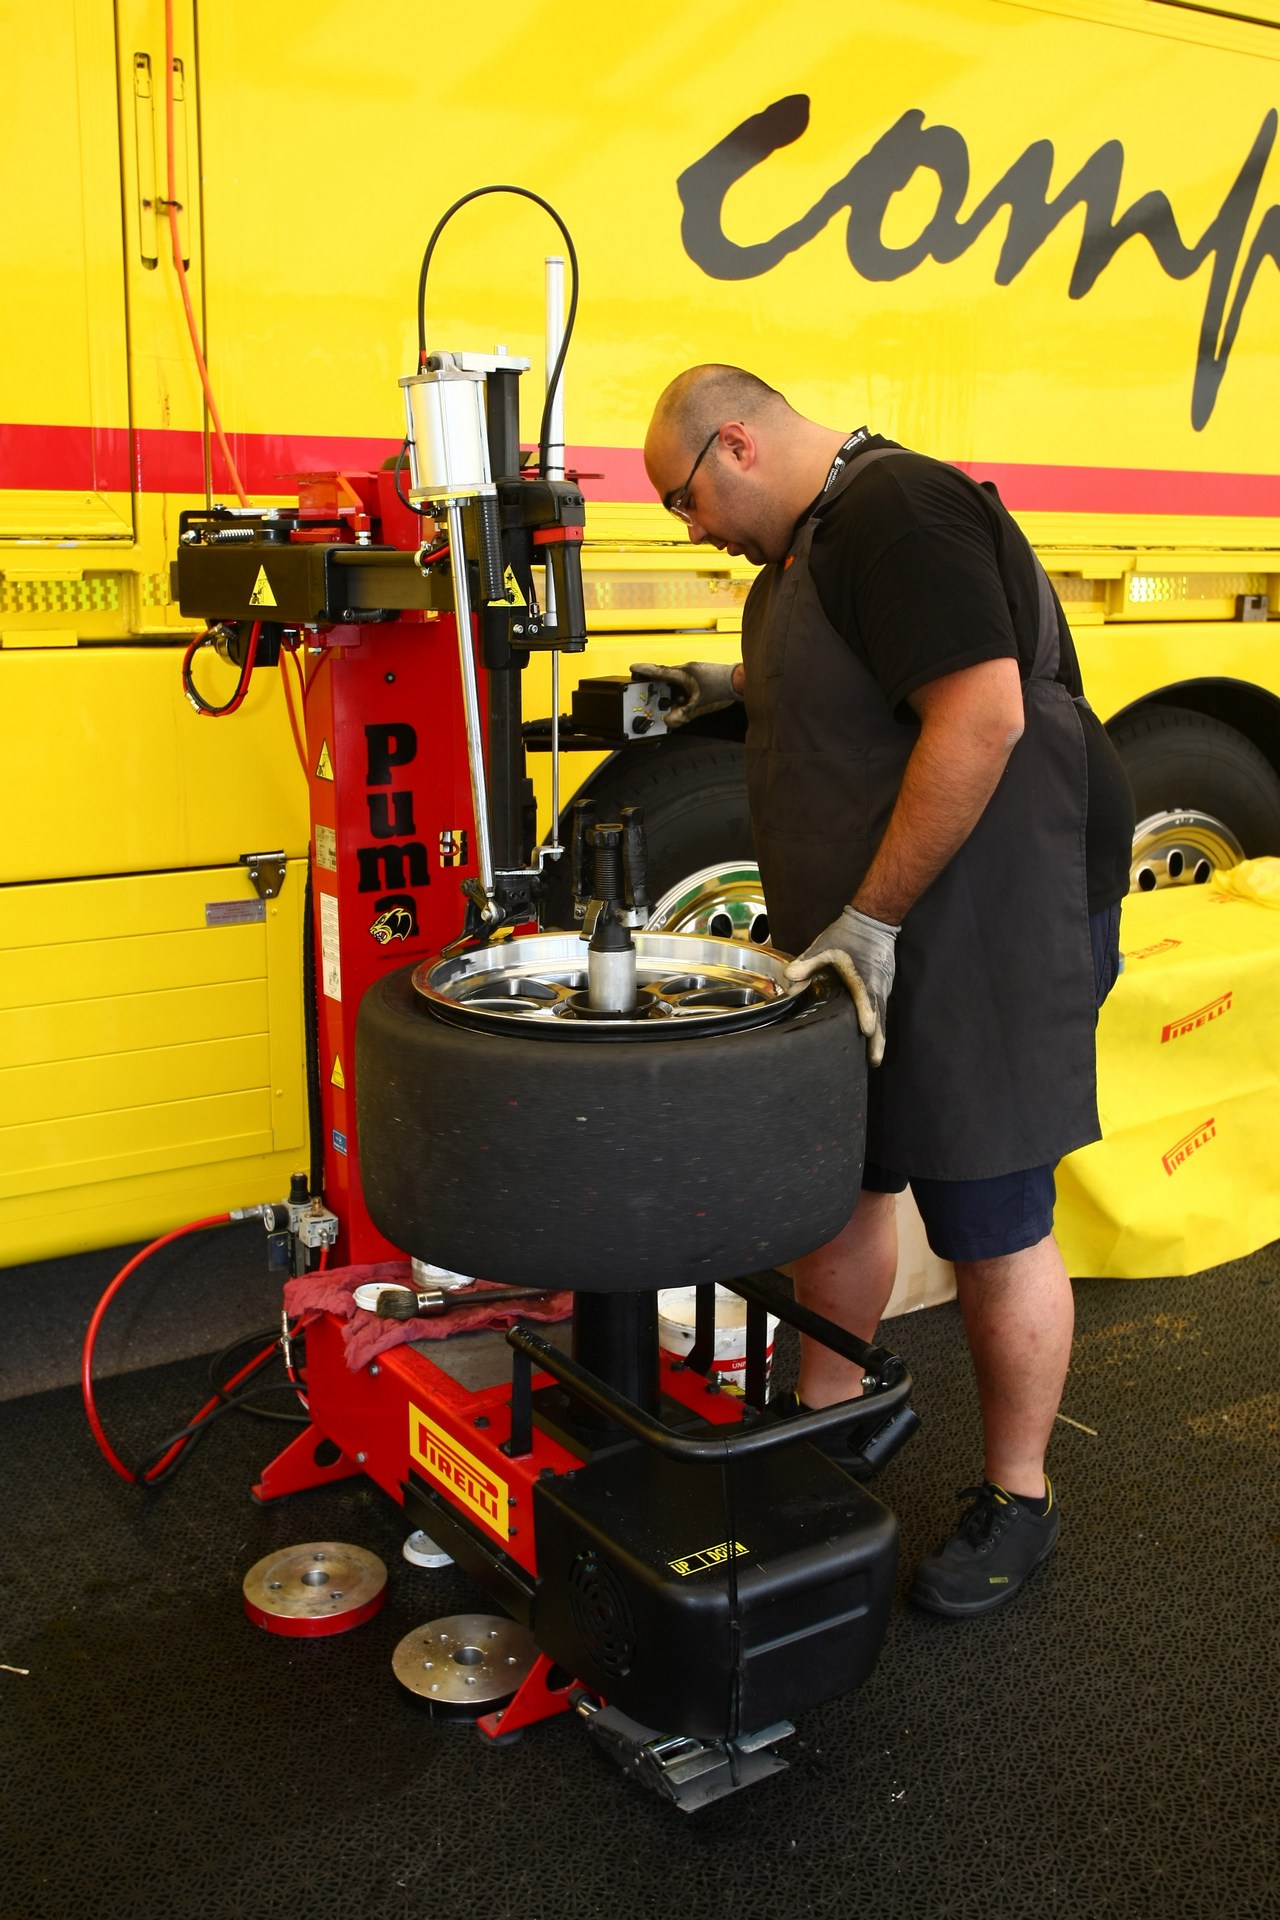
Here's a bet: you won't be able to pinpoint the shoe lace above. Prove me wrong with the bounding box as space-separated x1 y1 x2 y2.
953 1483 1009 1546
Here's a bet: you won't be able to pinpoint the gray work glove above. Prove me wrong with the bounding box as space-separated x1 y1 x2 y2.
785 906 900 1067
629 660 741 729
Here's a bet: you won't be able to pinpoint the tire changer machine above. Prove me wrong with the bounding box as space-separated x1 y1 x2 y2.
174 199 918 1810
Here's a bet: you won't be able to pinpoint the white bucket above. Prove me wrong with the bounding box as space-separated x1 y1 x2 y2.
657 1285 779 1389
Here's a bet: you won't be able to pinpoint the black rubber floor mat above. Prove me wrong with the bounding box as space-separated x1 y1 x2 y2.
3 1252 1278 1919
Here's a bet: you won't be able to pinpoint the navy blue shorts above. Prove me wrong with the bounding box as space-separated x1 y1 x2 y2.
862 902 1124 1264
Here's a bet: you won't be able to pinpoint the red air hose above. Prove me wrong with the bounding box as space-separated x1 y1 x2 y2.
82 1216 233 1483
82 1214 320 1484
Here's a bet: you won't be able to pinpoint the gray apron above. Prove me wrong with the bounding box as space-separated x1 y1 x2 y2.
742 450 1100 1180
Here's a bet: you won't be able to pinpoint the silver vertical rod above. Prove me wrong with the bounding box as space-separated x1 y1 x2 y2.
545 253 566 851
549 653 561 852
445 498 495 900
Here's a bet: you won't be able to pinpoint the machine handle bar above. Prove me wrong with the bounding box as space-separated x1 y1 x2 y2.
722 1271 905 1385
505 1311 912 1469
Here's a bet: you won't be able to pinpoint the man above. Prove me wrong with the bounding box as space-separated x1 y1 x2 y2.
637 365 1133 1617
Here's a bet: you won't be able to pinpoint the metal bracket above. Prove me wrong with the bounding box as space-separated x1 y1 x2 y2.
440 870 541 957
241 850 287 901
502 1346 534 1459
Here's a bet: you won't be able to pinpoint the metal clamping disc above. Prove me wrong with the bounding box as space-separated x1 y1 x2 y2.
392 1613 537 1715
242 1542 388 1638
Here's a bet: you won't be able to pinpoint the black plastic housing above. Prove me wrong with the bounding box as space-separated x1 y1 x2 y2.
531 1440 898 1740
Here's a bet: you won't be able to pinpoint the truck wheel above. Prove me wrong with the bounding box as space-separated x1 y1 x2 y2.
1110 705 1280 890
540 738 754 929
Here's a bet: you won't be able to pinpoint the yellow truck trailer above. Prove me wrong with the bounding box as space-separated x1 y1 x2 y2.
3 0 1279 1261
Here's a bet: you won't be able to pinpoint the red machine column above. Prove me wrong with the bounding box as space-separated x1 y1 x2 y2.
305 614 484 1263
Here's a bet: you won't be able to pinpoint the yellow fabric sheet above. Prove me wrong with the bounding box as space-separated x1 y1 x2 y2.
1056 875 1280 1278
1211 855 1280 907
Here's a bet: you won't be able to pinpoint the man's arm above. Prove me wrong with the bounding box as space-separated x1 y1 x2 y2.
851 656 1025 923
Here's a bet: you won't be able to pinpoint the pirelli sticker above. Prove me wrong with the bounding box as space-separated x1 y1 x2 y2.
1126 937 1181 962
409 1406 508 1538
1163 1118 1216 1177
669 1539 750 1578
1161 991 1233 1044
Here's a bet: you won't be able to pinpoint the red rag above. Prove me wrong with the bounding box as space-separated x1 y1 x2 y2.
282 1260 572 1372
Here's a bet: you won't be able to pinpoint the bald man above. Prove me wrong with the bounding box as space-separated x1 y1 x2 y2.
639 366 1133 1617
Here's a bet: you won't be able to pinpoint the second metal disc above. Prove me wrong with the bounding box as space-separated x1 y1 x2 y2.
392 1613 536 1714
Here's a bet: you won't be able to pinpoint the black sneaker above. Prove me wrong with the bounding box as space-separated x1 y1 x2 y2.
909 1480 1059 1617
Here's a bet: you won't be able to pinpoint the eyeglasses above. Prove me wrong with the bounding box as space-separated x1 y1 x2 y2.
664 425 723 523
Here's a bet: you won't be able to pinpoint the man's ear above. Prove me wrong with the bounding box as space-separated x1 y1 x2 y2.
719 421 757 471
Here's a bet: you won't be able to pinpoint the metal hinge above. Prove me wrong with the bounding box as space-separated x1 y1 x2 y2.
241 850 288 900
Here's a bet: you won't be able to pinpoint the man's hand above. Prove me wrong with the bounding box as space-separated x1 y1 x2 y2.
785 907 900 1067
629 660 742 728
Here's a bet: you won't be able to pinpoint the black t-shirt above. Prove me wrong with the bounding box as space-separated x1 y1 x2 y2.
806 434 1134 911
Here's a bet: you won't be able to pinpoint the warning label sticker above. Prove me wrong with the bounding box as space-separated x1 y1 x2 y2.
320 891 342 1002
314 824 337 872
668 1540 750 1578
315 741 335 782
204 899 266 927
248 565 277 609
490 564 525 609
330 1055 345 1089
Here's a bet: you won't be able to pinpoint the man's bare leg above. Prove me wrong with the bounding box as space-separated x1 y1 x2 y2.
952 1231 1074 1498
791 1189 898 1407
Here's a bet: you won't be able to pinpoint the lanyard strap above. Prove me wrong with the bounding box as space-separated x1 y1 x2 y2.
820 428 871 496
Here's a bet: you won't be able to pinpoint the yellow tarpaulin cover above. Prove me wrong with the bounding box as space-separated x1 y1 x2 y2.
1056 869 1280 1279
1209 854 1280 907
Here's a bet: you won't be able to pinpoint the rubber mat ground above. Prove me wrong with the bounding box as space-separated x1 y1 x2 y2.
2 1251 1277 1920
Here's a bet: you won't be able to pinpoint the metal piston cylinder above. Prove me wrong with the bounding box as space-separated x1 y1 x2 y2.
400 354 493 503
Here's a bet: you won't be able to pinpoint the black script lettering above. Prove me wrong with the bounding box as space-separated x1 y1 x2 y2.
367 790 416 839
678 96 1280 428
365 722 418 786
357 843 430 893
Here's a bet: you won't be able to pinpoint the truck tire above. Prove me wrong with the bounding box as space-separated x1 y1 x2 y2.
356 963 864 1292
541 737 754 929
1110 705 1280 887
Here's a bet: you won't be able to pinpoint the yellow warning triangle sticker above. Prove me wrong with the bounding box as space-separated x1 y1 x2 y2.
330 1055 346 1090
490 564 525 609
248 565 278 609
315 740 335 781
